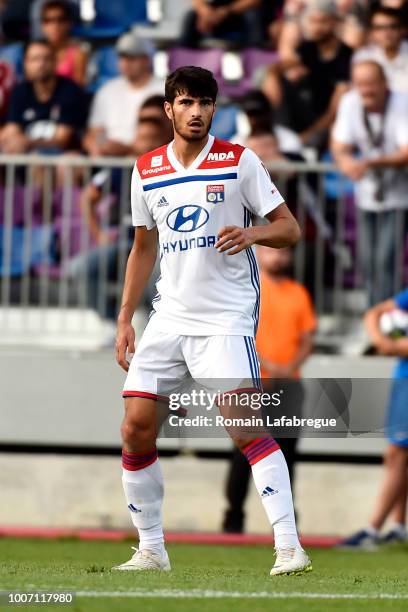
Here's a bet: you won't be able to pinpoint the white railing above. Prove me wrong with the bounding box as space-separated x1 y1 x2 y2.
0 154 406 348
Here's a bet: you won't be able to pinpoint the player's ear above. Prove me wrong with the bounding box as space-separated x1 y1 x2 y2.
164 101 173 121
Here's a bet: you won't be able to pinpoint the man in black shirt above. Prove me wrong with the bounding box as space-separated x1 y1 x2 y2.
179 0 262 47
0 40 86 153
263 0 351 148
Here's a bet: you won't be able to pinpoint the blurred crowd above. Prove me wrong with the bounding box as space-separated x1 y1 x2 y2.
0 0 406 158
0 0 407 312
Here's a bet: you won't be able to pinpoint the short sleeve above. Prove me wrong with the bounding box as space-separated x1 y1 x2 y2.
394 288 408 311
332 92 357 145
394 95 408 148
297 285 317 334
238 148 284 218
131 165 156 230
88 86 106 128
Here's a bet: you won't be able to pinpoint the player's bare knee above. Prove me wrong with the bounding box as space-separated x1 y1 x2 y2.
121 416 156 447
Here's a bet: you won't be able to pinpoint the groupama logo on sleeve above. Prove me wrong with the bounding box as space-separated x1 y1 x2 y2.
166 205 209 232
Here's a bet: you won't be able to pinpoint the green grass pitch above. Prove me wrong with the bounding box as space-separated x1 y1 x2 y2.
1 538 408 611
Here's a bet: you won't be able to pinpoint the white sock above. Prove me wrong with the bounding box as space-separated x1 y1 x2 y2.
389 523 406 535
245 442 300 549
366 525 379 536
122 457 165 556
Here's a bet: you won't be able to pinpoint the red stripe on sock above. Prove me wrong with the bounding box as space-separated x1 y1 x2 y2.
247 446 279 465
242 436 280 465
122 448 158 471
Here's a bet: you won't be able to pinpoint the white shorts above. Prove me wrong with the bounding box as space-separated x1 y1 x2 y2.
122 319 261 401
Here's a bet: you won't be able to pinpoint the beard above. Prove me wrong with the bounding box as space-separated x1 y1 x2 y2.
172 114 213 142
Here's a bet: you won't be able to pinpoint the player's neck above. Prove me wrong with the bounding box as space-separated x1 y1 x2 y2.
172 134 209 169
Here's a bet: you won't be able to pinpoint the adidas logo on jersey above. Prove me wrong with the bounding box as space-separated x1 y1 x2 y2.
157 196 169 207
261 486 278 498
207 151 235 162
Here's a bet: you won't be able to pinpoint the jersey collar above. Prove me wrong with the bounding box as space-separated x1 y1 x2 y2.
167 134 214 173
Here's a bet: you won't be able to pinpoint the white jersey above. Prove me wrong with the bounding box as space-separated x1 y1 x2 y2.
131 134 284 336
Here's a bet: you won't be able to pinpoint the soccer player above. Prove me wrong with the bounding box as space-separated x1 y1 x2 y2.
113 66 312 576
339 293 408 549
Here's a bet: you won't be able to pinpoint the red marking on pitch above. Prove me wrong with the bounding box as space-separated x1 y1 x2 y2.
0 526 339 548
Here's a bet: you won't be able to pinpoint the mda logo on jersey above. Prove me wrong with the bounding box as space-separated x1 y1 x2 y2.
207 151 235 162
166 205 209 232
206 184 224 203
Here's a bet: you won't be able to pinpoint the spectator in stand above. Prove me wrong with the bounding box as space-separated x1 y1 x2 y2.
331 60 408 306
234 90 303 156
83 33 164 158
278 0 366 57
262 0 352 148
68 96 171 319
353 6 408 94
0 39 86 153
179 0 263 48
40 0 87 86
223 246 316 533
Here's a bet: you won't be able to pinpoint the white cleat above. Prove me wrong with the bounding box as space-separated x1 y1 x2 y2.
270 546 312 576
112 547 171 571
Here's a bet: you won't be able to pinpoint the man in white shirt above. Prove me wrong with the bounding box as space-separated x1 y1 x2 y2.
331 60 408 305
113 66 312 577
353 7 408 94
83 33 164 157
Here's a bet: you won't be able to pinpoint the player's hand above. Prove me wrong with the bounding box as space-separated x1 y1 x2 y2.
215 226 254 255
375 338 398 356
115 320 136 371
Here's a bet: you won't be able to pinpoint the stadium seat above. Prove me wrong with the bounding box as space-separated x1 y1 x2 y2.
218 49 279 98
242 48 278 79
132 0 190 44
73 0 148 39
168 48 223 79
211 105 238 141
0 44 24 80
87 46 119 92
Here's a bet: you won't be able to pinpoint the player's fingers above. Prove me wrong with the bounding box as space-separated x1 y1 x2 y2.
226 243 246 255
218 234 244 253
127 335 135 355
215 229 241 249
217 225 236 238
116 341 129 371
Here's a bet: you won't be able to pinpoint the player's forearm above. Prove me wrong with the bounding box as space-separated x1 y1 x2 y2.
118 246 156 323
392 338 408 358
249 217 301 248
